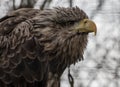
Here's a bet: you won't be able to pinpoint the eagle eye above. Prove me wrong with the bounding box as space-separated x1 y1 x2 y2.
68 21 77 26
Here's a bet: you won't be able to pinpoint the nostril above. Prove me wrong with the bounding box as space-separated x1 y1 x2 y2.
84 21 87 24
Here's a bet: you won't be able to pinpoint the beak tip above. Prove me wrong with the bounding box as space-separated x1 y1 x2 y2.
94 31 97 36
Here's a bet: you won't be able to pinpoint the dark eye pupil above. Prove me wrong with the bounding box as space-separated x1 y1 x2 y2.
58 21 76 26
69 21 75 25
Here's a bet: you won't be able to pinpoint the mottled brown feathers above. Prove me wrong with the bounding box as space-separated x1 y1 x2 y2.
0 7 88 87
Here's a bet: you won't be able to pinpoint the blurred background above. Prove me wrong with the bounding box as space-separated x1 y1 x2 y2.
0 0 120 87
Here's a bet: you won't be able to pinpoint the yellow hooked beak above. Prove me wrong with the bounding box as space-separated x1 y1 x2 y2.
74 19 97 35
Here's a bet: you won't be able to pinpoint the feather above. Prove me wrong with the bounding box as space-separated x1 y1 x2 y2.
0 7 91 87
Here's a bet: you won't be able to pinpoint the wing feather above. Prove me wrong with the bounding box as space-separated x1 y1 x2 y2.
0 8 39 35
0 8 48 84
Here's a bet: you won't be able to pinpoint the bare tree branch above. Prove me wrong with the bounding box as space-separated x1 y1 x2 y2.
69 0 73 7
90 0 105 19
40 0 52 10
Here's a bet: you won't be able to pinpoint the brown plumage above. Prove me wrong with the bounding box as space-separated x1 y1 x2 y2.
0 7 97 87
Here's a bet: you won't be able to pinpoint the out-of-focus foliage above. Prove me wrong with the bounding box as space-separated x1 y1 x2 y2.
0 0 120 87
